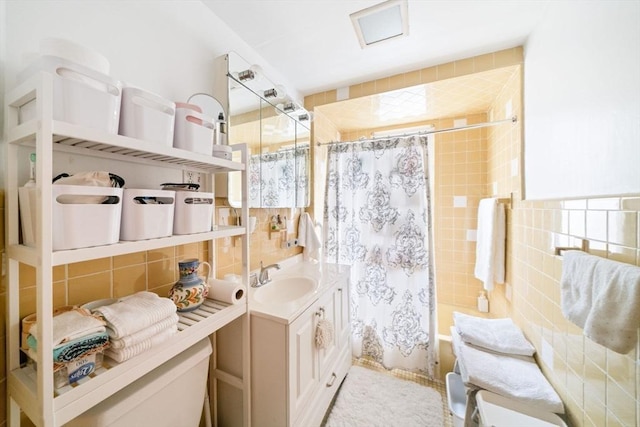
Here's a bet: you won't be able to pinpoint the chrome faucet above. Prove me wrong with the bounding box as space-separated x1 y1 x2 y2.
256 261 281 286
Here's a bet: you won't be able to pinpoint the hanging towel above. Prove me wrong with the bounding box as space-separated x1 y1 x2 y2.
298 212 321 261
560 250 640 354
28 307 106 347
453 312 535 356
94 291 177 339
27 331 109 363
451 328 564 414
315 319 334 349
105 325 177 363
474 198 505 291
109 313 179 349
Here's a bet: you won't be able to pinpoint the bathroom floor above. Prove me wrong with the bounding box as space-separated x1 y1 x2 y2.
322 357 453 427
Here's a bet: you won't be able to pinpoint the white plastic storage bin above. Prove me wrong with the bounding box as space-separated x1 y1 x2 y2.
52 185 123 250
173 104 215 155
446 372 467 427
64 339 212 427
18 56 122 134
173 191 214 235
119 86 176 146
18 186 37 247
120 189 176 241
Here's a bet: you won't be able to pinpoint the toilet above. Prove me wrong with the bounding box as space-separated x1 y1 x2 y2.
65 338 212 427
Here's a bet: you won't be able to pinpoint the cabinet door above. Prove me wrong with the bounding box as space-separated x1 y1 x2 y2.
335 280 350 350
317 289 338 378
288 302 319 423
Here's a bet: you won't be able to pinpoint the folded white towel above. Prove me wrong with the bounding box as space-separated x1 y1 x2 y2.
109 314 179 349
451 328 564 414
298 212 321 261
105 325 177 363
28 308 106 347
453 312 535 356
95 291 176 339
474 198 505 291
561 250 640 354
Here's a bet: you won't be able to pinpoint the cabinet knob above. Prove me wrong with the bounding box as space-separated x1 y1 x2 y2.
337 288 343 292
326 373 337 387
316 307 325 317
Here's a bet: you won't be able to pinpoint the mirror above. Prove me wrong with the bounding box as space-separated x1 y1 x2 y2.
215 53 310 208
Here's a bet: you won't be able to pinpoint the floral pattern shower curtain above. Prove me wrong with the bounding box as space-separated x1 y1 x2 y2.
323 135 436 377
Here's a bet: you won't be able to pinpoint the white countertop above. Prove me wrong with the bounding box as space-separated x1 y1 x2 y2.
249 259 350 324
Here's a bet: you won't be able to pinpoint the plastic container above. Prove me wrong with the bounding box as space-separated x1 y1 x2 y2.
18 56 122 134
39 38 110 74
446 372 466 427
65 339 211 427
173 104 215 155
18 186 37 247
27 349 104 389
172 191 214 235
120 189 175 241
119 86 176 146
52 185 123 250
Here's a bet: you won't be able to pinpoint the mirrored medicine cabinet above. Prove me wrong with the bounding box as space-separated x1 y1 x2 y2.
213 52 310 208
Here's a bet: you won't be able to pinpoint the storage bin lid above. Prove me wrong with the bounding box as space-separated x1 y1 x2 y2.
476 391 567 427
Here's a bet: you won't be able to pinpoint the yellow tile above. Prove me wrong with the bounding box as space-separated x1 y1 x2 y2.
608 244 637 264
113 251 146 268
420 66 437 83
474 53 495 72
388 74 404 90
374 77 390 94
68 272 111 306
19 263 36 288
404 70 420 86
147 246 175 262
606 378 636 426
349 84 362 99
362 81 376 97
454 58 474 77
113 265 147 298
148 259 176 287
494 47 522 67
177 243 200 260
68 257 111 278
436 62 455 80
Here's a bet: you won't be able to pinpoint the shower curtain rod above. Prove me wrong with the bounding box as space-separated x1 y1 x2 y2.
316 115 517 147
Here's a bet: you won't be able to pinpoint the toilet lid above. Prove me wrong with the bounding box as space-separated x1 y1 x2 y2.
476 391 567 427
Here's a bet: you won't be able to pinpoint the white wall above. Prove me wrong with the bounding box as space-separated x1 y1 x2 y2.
523 1 640 200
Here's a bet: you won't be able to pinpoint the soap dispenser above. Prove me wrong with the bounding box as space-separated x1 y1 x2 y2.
477 291 489 313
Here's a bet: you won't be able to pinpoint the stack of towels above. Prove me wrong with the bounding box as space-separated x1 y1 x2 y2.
451 311 564 419
94 292 178 363
26 307 110 365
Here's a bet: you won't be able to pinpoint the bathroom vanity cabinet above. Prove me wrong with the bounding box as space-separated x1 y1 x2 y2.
4 73 250 426
250 272 351 427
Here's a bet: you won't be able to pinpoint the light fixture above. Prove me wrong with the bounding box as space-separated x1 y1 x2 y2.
263 84 286 100
350 0 409 49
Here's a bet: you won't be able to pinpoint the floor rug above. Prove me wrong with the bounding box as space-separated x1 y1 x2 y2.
324 365 444 427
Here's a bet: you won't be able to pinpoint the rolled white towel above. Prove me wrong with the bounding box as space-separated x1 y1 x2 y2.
315 319 334 349
28 308 106 347
95 291 176 339
453 311 535 356
105 325 177 363
109 313 179 349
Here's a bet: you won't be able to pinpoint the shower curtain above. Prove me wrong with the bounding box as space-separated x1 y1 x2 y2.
323 135 436 377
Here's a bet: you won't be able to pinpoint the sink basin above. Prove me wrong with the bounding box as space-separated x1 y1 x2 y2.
253 276 317 304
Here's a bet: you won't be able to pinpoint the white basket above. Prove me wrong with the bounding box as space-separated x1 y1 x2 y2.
120 189 175 241
173 191 214 235
173 107 214 155
119 86 175 146
52 185 123 250
18 56 122 134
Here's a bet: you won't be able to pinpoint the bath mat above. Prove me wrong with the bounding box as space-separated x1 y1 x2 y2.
324 365 444 427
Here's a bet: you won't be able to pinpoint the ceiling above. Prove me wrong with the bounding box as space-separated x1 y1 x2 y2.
204 1 545 132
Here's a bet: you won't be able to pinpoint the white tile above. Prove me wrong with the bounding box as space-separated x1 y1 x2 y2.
453 118 467 128
336 86 349 101
453 196 467 208
466 229 477 241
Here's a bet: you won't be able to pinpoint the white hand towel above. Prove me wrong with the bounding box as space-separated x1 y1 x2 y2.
108 313 179 349
474 198 505 291
95 291 177 339
28 308 106 347
298 212 321 261
452 328 564 414
453 311 535 356
561 250 640 354
105 325 177 363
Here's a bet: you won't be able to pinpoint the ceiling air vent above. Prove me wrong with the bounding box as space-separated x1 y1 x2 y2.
350 0 409 49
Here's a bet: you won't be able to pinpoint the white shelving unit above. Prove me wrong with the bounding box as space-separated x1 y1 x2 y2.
4 72 250 427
